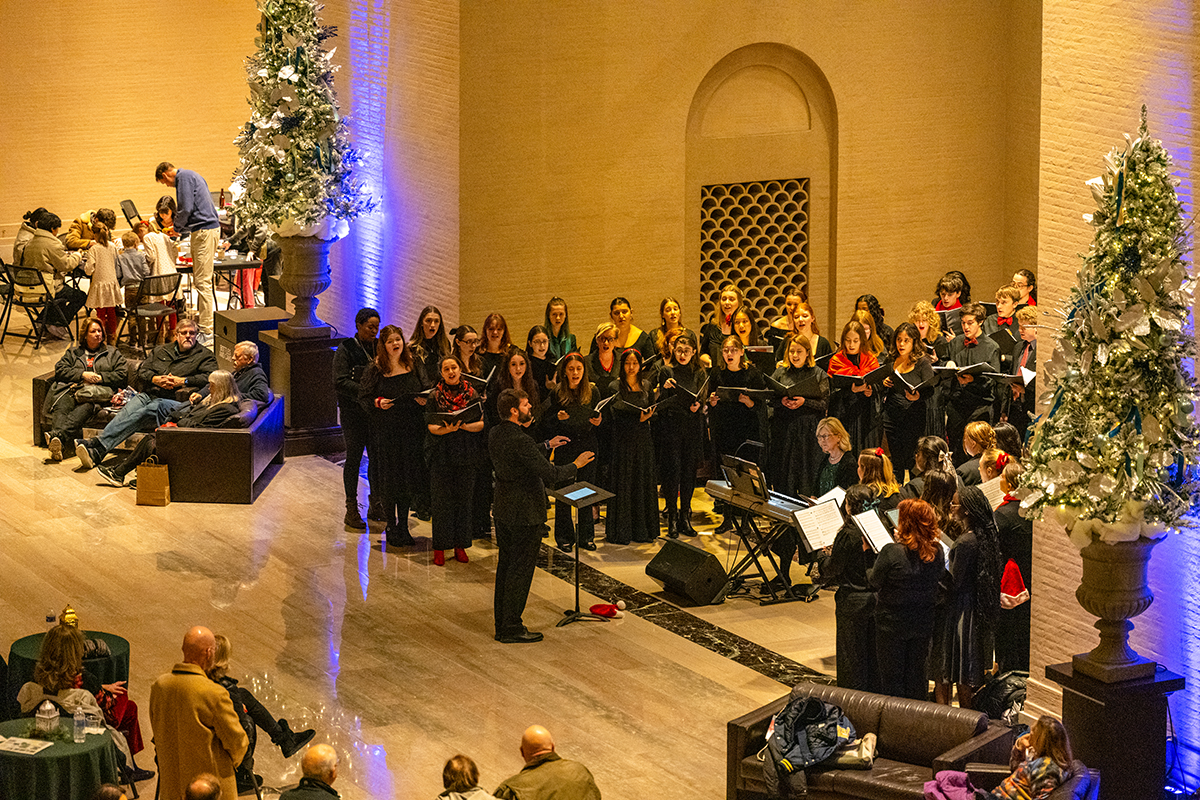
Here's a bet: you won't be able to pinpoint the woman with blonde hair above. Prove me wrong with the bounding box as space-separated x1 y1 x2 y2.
207 634 315 794
909 300 950 438
868 498 945 700
701 282 744 367
957 420 996 486
769 333 829 497
857 448 900 511
813 417 857 498
586 321 622 398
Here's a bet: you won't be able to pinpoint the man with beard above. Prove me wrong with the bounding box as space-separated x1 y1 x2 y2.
488 389 594 643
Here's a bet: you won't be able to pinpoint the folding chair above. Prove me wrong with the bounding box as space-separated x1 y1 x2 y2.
120 199 142 228
1 263 73 349
116 273 182 353
0 257 14 343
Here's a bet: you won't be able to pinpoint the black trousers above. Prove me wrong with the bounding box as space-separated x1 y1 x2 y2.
659 415 704 517
876 627 932 701
473 454 494 535
43 286 87 327
339 402 372 502
48 396 101 445
113 435 157 479
430 461 474 550
494 521 543 636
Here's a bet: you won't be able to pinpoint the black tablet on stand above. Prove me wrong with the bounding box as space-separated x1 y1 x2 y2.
547 481 616 627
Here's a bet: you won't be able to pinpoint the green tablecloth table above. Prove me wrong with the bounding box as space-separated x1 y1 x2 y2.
0 717 120 800
7 631 130 709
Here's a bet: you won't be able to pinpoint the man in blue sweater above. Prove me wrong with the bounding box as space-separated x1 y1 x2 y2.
156 162 221 344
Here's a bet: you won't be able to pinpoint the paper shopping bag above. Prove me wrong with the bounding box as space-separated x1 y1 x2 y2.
136 456 171 506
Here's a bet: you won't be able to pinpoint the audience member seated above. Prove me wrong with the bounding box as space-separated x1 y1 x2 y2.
88 784 129 800
150 626 248 800
440 754 499 800
16 623 153 782
96 370 242 487
43 317 128 462
193 341 270 404
926 715 1077 800
65 207 118 251
13 206 48 265
493 725 600 800
280 744 341 800
19 211 88 340
184 773 222 800
75 318 217 470
206 633 315 794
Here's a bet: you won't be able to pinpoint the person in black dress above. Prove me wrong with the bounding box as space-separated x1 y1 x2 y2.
414 305 452 384
826 320 882 452
818 484 880 692
708 335 766 532
930 485 1002 709
765 285 807 358
956 420 996 487
525 325 557 396
586 322 621 498
730 305 763 349
605 296 655 361
909 301 951 440
453 325 494 539
477 312 512 537
359 325 429 547
992 460 1032 673
607 349 659 544
652 296 684 362
541 352 602 551
480 312 512 381
426 355 485 565
657 329 708 538
700 283 743 368
881 322 935 480
769 332 829 497
868 498 946 701
813 417 858 498
333 307 379 529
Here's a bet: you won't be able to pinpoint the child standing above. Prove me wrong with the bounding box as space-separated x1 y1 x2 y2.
84 221 123 344
116 232 151 348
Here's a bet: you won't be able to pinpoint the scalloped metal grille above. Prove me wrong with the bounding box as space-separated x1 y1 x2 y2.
699 178 809 331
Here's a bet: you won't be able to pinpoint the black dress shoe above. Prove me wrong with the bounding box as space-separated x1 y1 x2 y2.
386 527 416 547
495 630 544 644
557 542 573 553
580 542 597 551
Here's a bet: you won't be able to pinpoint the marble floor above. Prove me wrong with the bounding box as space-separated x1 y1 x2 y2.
0 325 839 799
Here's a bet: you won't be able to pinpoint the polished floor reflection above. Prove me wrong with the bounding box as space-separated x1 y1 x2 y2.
0 337 837 799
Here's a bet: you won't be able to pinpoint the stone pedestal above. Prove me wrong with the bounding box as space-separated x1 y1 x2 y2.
258 329 343 456
1046 661 1183 800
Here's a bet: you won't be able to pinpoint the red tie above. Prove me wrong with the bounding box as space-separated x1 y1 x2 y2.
997 316 1012 325
964 338 978 347
1019 345 1030 368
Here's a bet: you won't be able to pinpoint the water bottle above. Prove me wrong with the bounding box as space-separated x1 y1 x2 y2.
73 708 86 743
46 609 57 628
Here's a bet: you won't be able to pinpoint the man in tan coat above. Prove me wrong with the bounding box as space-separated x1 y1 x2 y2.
150 626 248 800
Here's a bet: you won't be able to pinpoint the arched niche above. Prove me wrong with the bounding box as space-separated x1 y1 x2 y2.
685 44 837 332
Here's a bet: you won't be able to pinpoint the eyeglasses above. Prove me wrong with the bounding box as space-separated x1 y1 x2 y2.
816 433 835 441
721 347 741 353
460 337 479 345
599 336 616 343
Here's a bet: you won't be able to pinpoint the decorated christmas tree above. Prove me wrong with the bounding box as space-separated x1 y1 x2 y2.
1019 107 1200 548
231 0 374 240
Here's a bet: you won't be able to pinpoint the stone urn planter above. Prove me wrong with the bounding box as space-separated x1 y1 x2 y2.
1072 535 1160 682
275 234 334 339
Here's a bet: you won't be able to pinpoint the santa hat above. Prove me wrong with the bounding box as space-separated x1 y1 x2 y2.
1000 559 1029 609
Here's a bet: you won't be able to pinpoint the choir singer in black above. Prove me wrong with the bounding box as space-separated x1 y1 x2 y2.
489 389 595 644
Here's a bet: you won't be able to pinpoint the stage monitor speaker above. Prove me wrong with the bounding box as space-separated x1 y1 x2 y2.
646 540 727 605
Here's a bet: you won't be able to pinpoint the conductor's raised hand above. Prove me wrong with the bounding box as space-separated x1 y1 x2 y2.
547 435 571 449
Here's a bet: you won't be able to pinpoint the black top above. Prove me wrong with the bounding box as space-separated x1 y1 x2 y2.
819 521 876 593
333 335 375 405
279 777 340 800
540 386 600 462
868 542 945 636
770 365 830 416
585 350 621 398
994 498 1033 588
138 341 219 398
957 457 982 487
946 334 1000 407
659 362 709 416
489 420 578 527
814 454 857 497
194 362 270 404
528 354 556 393
884 358 935 413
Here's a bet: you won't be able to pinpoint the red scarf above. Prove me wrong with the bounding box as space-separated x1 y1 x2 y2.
999 493 1017 508
435 379 477 412
828 350 879 377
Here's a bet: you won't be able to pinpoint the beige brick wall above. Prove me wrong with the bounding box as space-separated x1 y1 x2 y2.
1029 1 1200 748
460 1 1041 341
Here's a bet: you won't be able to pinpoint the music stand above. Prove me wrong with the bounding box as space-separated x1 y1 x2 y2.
547 481 615 627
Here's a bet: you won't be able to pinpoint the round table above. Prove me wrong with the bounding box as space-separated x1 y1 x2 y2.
7 631 130 709
0 717 120 800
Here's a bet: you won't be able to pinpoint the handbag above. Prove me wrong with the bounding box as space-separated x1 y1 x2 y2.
136 456 170 506
74 384 115 403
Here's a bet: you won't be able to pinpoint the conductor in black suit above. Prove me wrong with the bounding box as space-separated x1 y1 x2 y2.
489 388 595 643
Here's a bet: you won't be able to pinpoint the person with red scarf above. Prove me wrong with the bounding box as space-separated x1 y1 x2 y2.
827 320 881 452
427 355 485 565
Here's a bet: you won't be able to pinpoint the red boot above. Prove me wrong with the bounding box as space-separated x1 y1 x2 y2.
433 550 445 566
454 548 469 563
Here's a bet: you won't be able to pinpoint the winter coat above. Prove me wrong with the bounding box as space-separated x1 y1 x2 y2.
44 344 129 415
764 697 856 798
19 228 83 294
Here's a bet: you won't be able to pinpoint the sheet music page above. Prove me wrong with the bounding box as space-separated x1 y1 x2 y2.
792 500 844 550
853 510 894 553
980 476 1006 510
1021 366 1036 385
815 484 846 506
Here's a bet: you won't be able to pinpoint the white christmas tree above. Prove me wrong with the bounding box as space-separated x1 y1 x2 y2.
231 0 374 240
1019 107 1200 548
